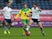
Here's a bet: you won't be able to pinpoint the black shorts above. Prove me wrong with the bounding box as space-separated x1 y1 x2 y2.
3 19 11 24
32 19 40 24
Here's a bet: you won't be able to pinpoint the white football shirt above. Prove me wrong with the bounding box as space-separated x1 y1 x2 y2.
31 7 41 19
3 6 12 19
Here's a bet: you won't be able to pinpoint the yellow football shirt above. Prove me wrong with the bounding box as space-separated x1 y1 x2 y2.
15 8 31 20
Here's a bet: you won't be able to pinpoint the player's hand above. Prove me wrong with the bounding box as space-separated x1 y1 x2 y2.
11 18 15 21
29 19 33 25
14 17 17 20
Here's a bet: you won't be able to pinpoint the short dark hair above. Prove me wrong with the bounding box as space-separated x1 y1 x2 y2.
7 2 10 4
22 2 26 5
33 3 38 6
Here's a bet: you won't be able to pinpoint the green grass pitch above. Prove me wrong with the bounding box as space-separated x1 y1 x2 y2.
0 27 52 39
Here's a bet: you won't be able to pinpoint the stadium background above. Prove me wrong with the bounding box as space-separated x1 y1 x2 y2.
0 0 52 27
0 0 52 39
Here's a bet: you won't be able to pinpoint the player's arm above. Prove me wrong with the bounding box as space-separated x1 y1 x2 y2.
15 10 21 19
2 10 4 16
27 9 32 17
10 11 12 17
2 8 5 18
10 11 14 20
27 9 32 20
39 8 42 12
36 7 42 12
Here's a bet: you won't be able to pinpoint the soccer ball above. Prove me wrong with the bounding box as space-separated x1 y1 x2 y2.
25 31 30 36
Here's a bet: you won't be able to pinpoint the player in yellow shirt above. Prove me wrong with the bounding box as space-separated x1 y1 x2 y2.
15 2 31 36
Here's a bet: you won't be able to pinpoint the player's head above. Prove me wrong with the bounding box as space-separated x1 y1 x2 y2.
22 2 27 8
7 2 11 7
33 3 38 8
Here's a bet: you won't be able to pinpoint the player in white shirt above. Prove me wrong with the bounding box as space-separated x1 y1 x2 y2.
3 2 12 34
31 3 46 36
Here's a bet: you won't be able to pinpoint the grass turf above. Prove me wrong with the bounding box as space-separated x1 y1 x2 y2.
0 27 52 39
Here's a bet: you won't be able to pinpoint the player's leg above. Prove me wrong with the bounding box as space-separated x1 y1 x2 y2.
4 26 8 34
7 19 11 34
36 19 46 36
29 19 34 25
29 18 35 27
21 20 26 36
23 20 30 36
3 19 9 34
30 19 46 36
25 20 30 32
3 19 11 34
21 20 30 36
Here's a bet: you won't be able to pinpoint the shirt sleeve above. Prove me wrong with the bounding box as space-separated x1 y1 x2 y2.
27 9 32 14
27 9 32 17
3 7 6 11
11 8 12 11
36 7 40 10
10 8 12 13
15 10 21 19
36 7 41 14
31 7 34 13
29 9 31 12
